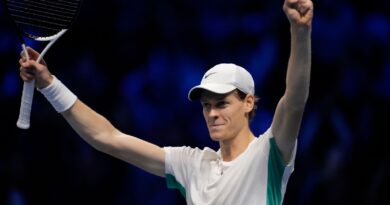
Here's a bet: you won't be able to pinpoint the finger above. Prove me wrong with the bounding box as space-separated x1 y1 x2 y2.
21 59 40 69
20 66 36 76
19 58 24 66
19 66 35 79
26 47 48 66
20 49 28 62
20 60 39 75
285 0 299 8
283 0 299 14
298 0 312 13
299 1 313 20
297 5 309 16
25 60 49 75
26 47 41 61
18 57 31 66
26 47 47 66
20 71 35 82
21 59 33 68
304 0 313 12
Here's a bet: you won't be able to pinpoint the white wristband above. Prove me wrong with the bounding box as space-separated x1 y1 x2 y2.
38 76 77 113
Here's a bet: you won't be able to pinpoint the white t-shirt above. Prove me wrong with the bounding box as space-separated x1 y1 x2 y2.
164 128 296 205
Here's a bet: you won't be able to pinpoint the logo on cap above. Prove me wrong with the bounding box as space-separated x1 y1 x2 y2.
204 72 217 79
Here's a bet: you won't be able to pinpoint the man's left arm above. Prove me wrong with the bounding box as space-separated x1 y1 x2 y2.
271 0 314 163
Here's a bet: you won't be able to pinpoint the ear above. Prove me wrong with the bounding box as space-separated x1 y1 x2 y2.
244 94 255 113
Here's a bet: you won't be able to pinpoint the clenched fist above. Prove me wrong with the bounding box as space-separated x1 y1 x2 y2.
283 0 313 28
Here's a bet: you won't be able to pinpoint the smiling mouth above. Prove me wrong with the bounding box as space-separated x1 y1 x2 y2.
210 124 224 129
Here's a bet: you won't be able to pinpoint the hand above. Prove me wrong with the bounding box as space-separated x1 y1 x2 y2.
283 0 313 28
19 47 53 89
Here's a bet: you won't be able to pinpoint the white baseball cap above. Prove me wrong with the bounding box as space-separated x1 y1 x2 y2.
188 63 255 101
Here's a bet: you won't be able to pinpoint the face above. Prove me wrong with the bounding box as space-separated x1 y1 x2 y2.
200 90 254 141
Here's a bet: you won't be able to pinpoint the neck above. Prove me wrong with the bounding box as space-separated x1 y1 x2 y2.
219 128 255 162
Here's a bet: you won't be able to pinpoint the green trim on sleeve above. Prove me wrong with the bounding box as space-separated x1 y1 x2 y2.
165 174 186 198
266 137 286 205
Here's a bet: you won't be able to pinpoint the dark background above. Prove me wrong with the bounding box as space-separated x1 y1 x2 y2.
1 0 389 204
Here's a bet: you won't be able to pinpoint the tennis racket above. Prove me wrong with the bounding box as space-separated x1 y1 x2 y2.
4 0 83 129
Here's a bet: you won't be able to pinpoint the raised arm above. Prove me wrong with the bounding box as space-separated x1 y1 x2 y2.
19 48 165 177
271 0 313 163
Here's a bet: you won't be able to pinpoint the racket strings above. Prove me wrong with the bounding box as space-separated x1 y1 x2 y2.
15 19 65 31
9 1 77 17
9 0 79 12
6 0 81 32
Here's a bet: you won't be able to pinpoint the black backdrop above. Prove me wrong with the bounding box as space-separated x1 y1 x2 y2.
1 0 389 204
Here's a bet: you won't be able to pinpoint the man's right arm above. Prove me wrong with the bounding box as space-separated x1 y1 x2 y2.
63 100 166 177
19 47 166 177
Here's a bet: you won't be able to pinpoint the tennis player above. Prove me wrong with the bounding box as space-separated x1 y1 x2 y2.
19 0 313 204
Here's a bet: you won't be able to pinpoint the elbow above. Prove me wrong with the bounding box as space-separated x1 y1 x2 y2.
87 136 110 153
88 128 120 155
299 92 309 108
292 94 309 111
285 89 309 111
291 100 307 113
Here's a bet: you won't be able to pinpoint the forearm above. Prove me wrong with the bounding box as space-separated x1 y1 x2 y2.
62 100 118 152
285 26 311 109
37 76 117 151
63 99 166 176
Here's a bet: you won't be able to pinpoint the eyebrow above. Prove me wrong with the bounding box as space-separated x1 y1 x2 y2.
200 95 227 103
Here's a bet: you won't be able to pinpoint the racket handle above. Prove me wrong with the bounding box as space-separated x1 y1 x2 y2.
17 80 35 129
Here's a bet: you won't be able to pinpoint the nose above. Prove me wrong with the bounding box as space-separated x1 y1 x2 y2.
208 107 219 118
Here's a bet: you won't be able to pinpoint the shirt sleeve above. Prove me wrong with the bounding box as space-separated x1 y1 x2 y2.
261 127 298 203
164 146 200 198
264 127 297 167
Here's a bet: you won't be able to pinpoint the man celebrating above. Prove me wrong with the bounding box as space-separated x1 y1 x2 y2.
19 0 313 204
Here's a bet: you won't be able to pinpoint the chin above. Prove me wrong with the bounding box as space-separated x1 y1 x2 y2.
209 131 224 141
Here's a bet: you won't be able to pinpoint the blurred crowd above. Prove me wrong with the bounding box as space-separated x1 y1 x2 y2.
1 0 389 204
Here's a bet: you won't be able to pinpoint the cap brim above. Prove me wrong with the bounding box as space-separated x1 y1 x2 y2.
188 83 236 101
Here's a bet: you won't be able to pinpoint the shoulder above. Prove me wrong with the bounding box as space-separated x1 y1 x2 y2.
249 127 282 158
164 146 217 160
258 127 297 166
253 127 274 146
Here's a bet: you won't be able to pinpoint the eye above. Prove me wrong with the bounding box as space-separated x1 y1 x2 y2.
216 101 228 108
201 102 211 110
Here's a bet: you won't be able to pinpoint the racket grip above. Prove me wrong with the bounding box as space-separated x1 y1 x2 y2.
17 80 35 129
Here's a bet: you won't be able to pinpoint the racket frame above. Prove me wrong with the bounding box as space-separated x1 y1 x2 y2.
4 0 82 129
